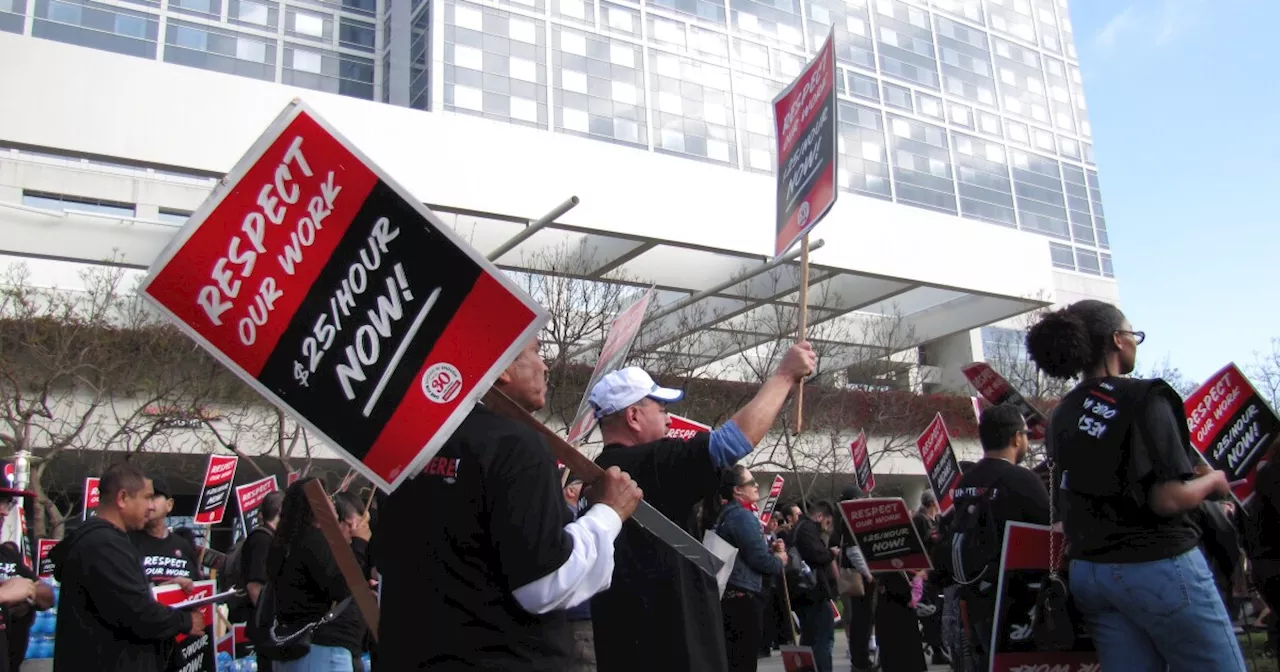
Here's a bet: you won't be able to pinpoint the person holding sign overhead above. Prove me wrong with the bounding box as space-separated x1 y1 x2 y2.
588 341 816 672
50 462 206 672
373 337 644 670
1026 300 1245 671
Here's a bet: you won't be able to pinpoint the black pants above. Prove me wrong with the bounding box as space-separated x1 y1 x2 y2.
1259 571 1280 658
723 590 763 672
920 579 945 659
842 591 876 668
758 579 777 653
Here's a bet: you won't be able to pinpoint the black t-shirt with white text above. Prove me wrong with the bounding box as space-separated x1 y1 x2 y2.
955 458 1051 538
129 530 202 583
373 405 574 670
0 544 34 672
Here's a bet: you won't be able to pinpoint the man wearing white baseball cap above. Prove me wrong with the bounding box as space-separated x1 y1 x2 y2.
590 341 817 672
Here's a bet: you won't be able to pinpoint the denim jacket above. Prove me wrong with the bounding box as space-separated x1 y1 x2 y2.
715 499 784 594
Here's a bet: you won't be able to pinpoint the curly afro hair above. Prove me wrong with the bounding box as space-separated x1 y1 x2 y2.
1024 300 1126 380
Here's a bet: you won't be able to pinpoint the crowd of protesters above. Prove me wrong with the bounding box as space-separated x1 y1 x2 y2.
7 298 1280 672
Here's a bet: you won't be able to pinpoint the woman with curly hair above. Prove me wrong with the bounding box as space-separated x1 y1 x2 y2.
1025 299 1245 671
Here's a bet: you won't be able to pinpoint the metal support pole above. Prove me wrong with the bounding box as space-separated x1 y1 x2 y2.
565 238 826 360
486 196 581 262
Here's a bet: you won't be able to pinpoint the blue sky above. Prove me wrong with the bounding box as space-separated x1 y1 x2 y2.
1067 0 1280 383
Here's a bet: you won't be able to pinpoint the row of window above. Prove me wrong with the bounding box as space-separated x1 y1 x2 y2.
19 191 191 224
1049 241 1113 278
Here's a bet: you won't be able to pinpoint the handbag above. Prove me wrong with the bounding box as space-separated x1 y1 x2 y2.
1032 456 1077 651
836 566 865 598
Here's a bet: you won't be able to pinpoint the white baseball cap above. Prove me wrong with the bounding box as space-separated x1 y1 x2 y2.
589 367 685 418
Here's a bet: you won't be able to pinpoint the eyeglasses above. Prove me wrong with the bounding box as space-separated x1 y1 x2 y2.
739 479 759 488
1116 330 1145 345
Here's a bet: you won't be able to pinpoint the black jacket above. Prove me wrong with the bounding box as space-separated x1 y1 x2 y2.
792 518 835 602
50 519 192 672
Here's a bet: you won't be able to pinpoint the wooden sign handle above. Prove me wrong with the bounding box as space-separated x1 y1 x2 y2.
793 235 811 436
302 479 380 641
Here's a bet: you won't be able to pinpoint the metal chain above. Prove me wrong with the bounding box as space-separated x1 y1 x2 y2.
1046 456 1062 581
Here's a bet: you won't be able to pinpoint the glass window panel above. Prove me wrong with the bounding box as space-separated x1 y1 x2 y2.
1049 242 1074 269
837 100 891 200
1075 248 1100 275
22 191 135 217
887 114 956 214
293 48 322 72
237 0 269 25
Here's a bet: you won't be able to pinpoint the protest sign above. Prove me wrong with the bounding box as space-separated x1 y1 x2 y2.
758 476 785 524
781 646 818 672
566 289 655 445
153 579 218 672
989 522 1097 672
849 431 875 493
234 475 279 536
82 476 99 520
141 101 548 492
666 413 711 441
963 362 1047 440
194 455 238 525
772 27 838 259
1184 363 1280 505
37 539 56 579
838 498 931 571
916 413 962 516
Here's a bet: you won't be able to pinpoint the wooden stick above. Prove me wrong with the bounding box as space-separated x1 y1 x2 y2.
363 485 377 515
780 571 798 645
793 234 811 436
302 479 380 641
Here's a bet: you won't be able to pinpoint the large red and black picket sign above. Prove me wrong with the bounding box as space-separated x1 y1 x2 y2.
758 476 785 524
82 476 100 520
990 523 1098 672
194 455 238 525
962 362 1047 440
666 413 711 441
849 431 875 493
916 413 962 516
37 539 56 579
566 289 655 445
153 580 218 672
235 475 279 536
772 27 837 259
142 102 547 491
838 498 931 572
1184 363 1280 505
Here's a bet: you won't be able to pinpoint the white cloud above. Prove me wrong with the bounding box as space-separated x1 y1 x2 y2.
1092 0 1202 57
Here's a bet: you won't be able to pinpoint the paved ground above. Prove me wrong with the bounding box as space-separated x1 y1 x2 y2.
756 638 950 672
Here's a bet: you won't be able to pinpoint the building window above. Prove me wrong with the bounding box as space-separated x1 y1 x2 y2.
1100 253 1114 278
951 131 1016 227
1049 242 1074 270
837 101 890 201
22 191 136 217
875 0 940 90
339 18 375 52
553 27 649 148
34 0 159 59
169 0 219 18
444 0 547 128
1009 149 1069 240
156 209 190 225
164 19 275 81
1075 248 1101 275
887 114 957 215
804 0 874 71
288 9 330 40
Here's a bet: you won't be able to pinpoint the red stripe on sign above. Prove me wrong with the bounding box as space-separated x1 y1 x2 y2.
362 272 536 484
1185 364 1249 452
775 161 836 257
145 111 379 376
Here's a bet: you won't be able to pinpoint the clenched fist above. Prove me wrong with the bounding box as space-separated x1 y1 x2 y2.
776 341 817 382
590 466 643 521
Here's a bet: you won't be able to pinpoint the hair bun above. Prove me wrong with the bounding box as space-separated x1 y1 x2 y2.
1025 307 1092 379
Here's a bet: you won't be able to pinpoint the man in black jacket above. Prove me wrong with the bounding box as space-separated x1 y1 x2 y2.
791 500 838 672
589 342 816 672
51 462 205 672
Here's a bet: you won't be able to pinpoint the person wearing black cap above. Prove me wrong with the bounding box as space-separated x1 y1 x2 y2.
0 460 52 672
129 478 203 589
51 461 205 671
837 485 876 672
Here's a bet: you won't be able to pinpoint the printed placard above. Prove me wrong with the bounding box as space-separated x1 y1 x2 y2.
287 471 301 486
838 497 932 572
566 289 656 445
758 476 785 524
83 476 100 520
1184 363 1280 505
781 645 818 672
849 431 875 493
916 413 962 516
989 523 1098 672
962 362 1047 440
773 27 838 259
37 539 56 579
194 455 238 525
234 475 280 536
153 579 218 672
140 101 548 492
666 413 712 441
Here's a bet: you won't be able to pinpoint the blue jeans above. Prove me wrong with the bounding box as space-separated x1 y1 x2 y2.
1070 549 1245 672
798 600 835 672
276 645 355 672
